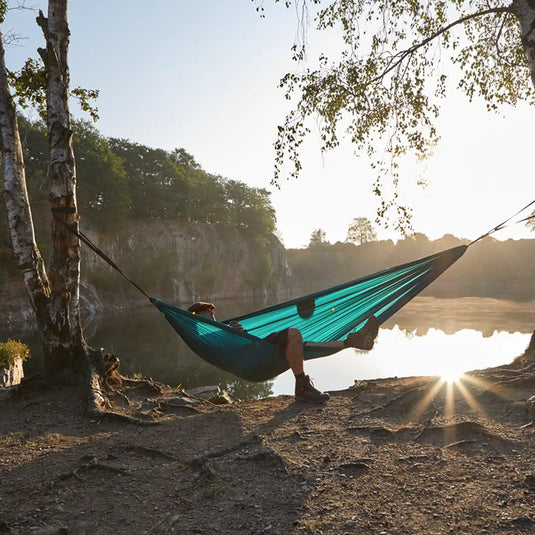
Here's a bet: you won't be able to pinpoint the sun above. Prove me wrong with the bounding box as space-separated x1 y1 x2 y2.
441 369 465 384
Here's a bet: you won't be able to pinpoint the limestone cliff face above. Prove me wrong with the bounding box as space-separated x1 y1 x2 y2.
2 220 291 332
83 220 291 309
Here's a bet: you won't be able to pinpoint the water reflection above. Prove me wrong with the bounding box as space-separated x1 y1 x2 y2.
9 296 535 399
272 327 530 397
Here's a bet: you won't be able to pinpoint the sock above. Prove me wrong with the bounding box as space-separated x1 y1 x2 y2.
294 372 305 379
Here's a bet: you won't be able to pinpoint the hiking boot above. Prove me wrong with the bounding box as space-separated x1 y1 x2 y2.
295 374 330 403
345 315 379 350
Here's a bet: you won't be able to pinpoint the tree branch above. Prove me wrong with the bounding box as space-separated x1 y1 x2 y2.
371 6 512 85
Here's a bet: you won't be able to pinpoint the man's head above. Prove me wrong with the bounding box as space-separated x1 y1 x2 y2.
188 301 216 320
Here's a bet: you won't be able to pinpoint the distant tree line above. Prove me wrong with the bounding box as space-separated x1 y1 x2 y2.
0 116 277 286
309 217 379 248
289 233 535 300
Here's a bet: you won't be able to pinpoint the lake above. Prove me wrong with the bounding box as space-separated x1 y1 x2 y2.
9 295 533 400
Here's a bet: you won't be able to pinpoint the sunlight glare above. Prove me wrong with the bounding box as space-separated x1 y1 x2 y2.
441 370 464 384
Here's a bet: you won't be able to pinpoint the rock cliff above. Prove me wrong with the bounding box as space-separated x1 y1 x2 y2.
1 220 291 333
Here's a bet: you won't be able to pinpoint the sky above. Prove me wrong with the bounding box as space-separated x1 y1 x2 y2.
3 0 534 248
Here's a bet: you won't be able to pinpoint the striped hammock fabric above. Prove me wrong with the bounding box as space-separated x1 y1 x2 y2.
151 245 467 382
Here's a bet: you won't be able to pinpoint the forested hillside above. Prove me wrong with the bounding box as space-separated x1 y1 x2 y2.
0 117 277 288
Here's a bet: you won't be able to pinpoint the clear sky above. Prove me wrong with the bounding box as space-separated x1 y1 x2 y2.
3 1 534 248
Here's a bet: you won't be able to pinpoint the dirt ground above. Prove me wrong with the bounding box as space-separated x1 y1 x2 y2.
2 343 535 535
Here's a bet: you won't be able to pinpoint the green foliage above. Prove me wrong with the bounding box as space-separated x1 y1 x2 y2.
74 120 130 226
7 58 99 122
107 137 276 234
6 58 46 116
71 87 100 122
0 340 30 367
269 1 534 231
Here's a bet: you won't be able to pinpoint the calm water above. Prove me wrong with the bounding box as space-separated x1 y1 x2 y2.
10 296 535 400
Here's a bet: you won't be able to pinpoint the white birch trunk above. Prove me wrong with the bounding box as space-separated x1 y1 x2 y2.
513 0 535 90
0 27 51 331
36 0 86 372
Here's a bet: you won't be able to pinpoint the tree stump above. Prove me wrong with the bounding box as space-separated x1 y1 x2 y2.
0 357 24 387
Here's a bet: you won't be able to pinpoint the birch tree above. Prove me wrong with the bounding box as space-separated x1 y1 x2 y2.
0 1 119 414
263 0 535 231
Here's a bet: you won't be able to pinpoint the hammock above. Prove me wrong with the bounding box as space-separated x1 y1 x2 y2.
60 199 535 383
151 245 467 381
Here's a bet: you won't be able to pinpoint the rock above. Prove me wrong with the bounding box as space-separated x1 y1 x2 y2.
187 385 233 404
188 385 221 398
336 461 370 476
524 474 535 491
511 515 535 526
525 396 535 419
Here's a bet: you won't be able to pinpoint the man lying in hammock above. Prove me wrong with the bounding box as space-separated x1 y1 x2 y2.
188 301 379 404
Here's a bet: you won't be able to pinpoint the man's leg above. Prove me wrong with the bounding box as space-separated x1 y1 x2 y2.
284 328 330 404
299 316 379 352
284 327 305 375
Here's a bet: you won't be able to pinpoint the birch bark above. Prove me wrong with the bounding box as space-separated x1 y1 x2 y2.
36 0 86 373
0 27 51 335
513 0 535 90
1 0 86 377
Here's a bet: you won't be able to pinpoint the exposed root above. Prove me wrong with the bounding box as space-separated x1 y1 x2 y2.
352 385 427 416
443 439 479 449
123 444 177 461
108 386 132 405
188 434 263 465
87 407 159 425
121 376 163 394
85 347 160 425
51 456 128 488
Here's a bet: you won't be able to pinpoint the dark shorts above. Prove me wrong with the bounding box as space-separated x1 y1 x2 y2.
264 328 290 349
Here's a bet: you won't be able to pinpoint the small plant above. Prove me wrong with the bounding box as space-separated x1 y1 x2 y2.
0 340 30 367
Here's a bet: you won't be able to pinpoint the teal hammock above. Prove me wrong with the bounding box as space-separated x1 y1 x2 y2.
151 245 467 382
63 200 534 383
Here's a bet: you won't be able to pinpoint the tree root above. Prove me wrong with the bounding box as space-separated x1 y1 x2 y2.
123 444 177 461
85 347 160 425
121 376 163 394
188 434 262 465
51 457 128 488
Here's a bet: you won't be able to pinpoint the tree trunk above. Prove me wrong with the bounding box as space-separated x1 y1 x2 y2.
0 28 52 336
35 1 86 374
1 1 86 379
513 0 535 90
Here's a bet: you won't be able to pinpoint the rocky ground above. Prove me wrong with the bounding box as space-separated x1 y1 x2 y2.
1 342 535 535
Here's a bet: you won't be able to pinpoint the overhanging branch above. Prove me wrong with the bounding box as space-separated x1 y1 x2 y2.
371 6 512 85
